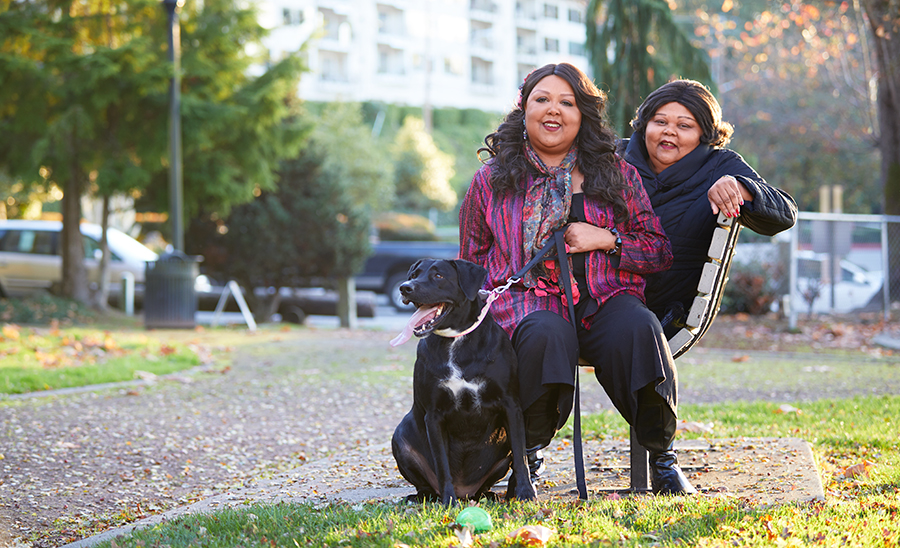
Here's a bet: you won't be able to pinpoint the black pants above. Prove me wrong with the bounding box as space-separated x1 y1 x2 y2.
511 293 678 449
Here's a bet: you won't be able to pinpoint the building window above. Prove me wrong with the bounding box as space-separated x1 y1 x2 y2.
377 4 405 35
471 57 494 85
283 8 304 26
517 30 537 55
470 20 493 49
544 37 559 52
518 63 536 83
445 56 464 75
568 41 586 56
319 50 349 82
568 8 582 23
543 3 558 18
319 8 349 42
470 0 497 12
515 1 535 19
378 44 405 75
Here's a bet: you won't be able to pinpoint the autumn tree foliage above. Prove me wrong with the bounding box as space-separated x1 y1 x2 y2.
689 2 880 212
689 0 899 298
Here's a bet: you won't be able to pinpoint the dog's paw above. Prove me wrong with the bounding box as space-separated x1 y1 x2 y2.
404 492 439 504
511 485 537 501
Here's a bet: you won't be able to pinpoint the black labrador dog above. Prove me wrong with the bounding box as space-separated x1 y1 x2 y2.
390 258 536 505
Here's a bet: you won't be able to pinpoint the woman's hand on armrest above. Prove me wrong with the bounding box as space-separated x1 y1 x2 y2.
708 175 754 217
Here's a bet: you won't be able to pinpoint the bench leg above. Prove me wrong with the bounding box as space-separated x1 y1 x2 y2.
629 426 650 492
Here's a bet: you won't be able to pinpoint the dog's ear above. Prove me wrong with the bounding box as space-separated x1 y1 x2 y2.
406 259 424 280
453 260 488 301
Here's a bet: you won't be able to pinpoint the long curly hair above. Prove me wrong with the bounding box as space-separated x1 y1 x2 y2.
630 79 734 148
478 63 630 223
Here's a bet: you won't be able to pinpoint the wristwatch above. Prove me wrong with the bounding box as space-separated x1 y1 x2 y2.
605 227 622 256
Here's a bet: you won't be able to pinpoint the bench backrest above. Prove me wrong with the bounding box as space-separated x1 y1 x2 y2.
666 211 743 359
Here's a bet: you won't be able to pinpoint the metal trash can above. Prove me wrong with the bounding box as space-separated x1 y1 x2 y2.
144 251 201 329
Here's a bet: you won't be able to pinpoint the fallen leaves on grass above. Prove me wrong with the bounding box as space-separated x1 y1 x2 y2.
2 323 21 340
774 404 802 414
452 524 474 547
508 525 555 546
677 420 714 434
0 323 200 371
840 461 876 479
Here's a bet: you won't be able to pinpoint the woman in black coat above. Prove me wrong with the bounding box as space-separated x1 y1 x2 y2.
620 79 798 330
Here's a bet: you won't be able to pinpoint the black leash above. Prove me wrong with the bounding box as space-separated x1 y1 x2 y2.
552 230 589 500
508 227 588 500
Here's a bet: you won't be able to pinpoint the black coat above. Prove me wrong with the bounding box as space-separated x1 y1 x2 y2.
620 136 798 320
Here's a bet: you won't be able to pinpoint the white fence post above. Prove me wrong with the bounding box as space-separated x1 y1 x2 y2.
121 271 135 316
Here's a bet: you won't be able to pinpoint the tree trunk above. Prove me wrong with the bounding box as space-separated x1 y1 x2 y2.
61 172 90 304
336 276 358 329
244 284 282 323
861 0 900 301
93 194 111 311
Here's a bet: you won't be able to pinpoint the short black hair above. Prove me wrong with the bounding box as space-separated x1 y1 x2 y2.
630 79 734 147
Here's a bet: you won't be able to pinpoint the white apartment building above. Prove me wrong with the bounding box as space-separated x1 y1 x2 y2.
257 0 591 113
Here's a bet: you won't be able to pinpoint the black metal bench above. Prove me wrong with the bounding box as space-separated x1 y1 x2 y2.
579 212 743 492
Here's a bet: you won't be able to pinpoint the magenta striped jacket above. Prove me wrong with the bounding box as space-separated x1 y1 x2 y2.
459 157 673 336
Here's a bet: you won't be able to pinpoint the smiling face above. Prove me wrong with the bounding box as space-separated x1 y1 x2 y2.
644 101 703 175
524 74 582 166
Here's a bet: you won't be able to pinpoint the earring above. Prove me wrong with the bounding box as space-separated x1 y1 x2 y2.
523 120 528 141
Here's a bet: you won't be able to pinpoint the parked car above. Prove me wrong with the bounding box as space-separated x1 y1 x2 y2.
0 219 158 303
355 240 460 310
793 250 883 314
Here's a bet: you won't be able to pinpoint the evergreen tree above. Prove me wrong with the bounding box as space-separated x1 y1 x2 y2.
0 0 307 305
186 103 393 321
0 0 168 304
586 0 713 135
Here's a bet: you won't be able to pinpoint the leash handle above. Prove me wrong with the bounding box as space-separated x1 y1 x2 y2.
511 235 558 281
553 230 588 501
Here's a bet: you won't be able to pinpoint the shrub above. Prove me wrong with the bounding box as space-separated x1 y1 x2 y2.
0 294 96 325
374 212 438 241
722 260 785 315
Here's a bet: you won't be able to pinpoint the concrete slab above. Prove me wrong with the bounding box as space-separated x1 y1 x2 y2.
62 437 822 548
537 437 824 505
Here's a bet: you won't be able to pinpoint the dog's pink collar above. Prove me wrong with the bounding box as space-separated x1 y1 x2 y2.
433 276 519 338
434 291 498 338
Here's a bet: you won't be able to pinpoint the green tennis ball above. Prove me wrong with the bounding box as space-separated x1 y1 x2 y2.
456 506 492 532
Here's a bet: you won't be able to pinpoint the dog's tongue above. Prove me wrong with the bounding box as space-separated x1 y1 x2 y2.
390 305 440 347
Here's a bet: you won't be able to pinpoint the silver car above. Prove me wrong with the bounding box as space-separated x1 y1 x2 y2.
0 219 158 300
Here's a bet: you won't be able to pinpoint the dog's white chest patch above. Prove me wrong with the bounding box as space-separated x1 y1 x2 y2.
440 342 484 405
442 374 483 398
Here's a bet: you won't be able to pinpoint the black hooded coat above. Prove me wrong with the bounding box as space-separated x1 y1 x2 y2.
620 136 798 322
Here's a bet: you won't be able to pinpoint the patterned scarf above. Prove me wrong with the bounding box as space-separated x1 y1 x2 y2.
521 141 580 305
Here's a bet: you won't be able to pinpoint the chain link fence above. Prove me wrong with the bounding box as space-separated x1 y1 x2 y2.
728 212 900 328
786 212 900 327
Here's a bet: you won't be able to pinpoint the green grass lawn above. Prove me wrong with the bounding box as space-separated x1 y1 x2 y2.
96 395 899 548
0 322 204 394
4 296 897 547
0 294 311 395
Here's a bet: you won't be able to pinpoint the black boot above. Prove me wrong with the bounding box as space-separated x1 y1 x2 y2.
648 448 696 495
635 387 697 495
